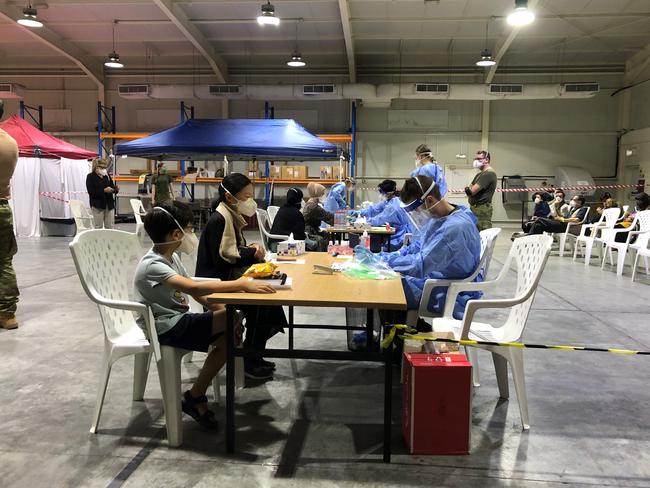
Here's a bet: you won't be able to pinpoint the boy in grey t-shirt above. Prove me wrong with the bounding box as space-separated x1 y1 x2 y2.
134 201 274 429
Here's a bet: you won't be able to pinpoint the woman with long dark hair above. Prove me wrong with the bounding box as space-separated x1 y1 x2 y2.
196 173 286 380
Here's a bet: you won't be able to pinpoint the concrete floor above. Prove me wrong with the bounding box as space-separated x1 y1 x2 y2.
1 225 650 488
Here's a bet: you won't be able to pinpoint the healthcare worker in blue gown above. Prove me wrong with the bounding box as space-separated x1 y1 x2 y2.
323 177 355 213
411 143 448 197
354 179 412 249
381 175 481 322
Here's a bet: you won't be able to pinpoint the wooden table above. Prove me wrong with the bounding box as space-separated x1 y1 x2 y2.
207 252 406 462
323 226 397 251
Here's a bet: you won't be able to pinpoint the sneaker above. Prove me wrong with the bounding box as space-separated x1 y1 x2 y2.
244 364 274 380
0 313 18 330
260 359 276 370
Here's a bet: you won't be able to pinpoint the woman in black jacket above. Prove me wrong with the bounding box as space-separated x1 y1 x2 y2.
195 173 286 380
85 157 118 228
269 187 314 251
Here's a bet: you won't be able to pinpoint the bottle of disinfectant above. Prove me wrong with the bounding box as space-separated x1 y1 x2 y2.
361 230 370 249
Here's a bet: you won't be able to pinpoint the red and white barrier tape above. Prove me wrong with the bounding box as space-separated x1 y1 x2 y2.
357 183 648 193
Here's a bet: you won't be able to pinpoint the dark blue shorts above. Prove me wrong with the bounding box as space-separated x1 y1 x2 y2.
158 311 223 352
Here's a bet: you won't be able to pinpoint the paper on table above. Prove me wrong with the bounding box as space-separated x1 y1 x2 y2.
249 277 293 289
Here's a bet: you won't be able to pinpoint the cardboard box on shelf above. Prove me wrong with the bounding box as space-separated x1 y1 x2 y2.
292 165 308 180
281 166 294 179
320 165 333 179
247 170 258 179
332 165 345 179
269 165 282 179
130 169 149 176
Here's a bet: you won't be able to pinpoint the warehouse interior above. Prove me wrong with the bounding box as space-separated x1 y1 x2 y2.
1 0 650 487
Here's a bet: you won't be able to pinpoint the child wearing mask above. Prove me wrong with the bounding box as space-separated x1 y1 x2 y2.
134 201 275 429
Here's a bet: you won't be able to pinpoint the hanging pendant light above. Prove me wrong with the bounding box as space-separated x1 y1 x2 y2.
257 1 280 26
17 3 43 28
476 21 496 67
287 52 306 67
507 0 535 27
104 21 124 68
287 19 306 67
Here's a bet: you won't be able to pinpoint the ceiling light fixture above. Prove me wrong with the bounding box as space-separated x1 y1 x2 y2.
257 1 280 26
476 21 496 67
287 52 306 67
507 0 535 27
104 21 124 69
287 19 306 67
17 3 43 28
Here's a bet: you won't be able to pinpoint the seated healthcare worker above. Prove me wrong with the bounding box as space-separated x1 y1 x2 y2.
355 179 412 249
323 177 355 214
381 175 481 320
410 144 448 197
195 173 287 381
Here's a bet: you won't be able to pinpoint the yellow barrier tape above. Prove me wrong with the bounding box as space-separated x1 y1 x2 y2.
382 325 649 356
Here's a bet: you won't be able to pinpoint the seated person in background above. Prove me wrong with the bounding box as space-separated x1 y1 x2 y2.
134 202 275 428
526 195 588 235
324 177 355 213
513 192 553 240
302 182 334 251
380 175 481 324
615 192 650 242
589 192 615 223
549 188 570 218
196 173 287 380
355 179 412 249
269 187 319 252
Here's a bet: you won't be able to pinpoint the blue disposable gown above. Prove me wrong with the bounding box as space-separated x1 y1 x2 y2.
411 162 448 197
324 182 347 213
358 198 388 219
364 197 412 248
381 205 481 319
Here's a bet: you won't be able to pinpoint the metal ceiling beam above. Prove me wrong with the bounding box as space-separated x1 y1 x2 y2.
152 0 227 82
626 41 650 82
484 0 541 84
337 0 356 82
0 2 104 88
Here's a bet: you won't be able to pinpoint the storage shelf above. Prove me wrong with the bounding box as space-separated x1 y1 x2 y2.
113 176 341 185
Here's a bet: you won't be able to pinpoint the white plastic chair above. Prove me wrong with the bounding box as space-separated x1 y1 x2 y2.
267 205 280 225
601 210 650 276
430 234 553 430
573 207 620 265
69 199 95 234
256 208 289 252
69 229 213 447
631 241 650 282
557 207 590 257
130 198 146 237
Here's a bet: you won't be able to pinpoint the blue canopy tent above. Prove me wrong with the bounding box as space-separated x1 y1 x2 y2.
114 118 338 161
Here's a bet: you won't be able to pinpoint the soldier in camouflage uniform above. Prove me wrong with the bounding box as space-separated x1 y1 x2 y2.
0 100 20 330
465 150 497 231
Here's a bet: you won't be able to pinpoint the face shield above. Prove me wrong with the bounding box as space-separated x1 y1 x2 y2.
400 179 437 230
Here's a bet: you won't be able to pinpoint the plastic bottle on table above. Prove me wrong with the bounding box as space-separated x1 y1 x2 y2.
361 230 370 249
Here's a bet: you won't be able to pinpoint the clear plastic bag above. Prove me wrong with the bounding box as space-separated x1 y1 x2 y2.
342 246 399 280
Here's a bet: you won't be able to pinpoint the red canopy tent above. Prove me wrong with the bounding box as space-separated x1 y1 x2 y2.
1 115 97 236
0 115 96 159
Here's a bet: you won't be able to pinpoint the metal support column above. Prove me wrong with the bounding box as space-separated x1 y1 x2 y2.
350 101 357 208
264 101 271 207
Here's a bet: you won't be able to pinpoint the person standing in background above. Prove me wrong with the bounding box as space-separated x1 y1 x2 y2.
86 157 119 229
411 144 448 197
152 162 175 205
323 177 355 213
0 100 20 330
465 150 497 231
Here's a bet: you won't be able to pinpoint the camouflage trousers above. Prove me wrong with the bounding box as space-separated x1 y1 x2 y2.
0 204 19 314
470 202 493 231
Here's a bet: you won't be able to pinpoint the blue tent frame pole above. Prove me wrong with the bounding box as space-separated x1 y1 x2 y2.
350 101 357 208
180 102 186 197
264 101 270 207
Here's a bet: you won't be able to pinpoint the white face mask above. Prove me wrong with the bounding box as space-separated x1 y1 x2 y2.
223 185 258 217
98 168 108 177
555 196 563 203
534 197 542 204
472 160 484 169
414 158 422 168
319 195 326 204
153 206 198 255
